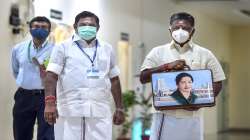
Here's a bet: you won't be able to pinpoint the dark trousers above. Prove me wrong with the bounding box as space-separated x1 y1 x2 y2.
13 88 54 140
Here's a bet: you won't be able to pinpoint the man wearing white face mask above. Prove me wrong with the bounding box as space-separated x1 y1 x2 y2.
140 12 225 140
44 11 125 140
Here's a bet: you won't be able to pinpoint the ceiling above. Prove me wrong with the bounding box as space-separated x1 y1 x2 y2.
172 0 250 26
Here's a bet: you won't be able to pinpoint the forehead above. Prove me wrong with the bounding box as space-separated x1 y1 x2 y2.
171 20 192 27
31 21 49 27
77 17 97 25
180 76 192 81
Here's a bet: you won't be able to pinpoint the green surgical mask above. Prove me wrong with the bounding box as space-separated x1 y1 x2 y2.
77 26 97 41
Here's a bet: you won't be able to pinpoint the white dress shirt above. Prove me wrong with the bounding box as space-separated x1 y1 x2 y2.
47 34 120 117
11 40 53 89
141 40 226 118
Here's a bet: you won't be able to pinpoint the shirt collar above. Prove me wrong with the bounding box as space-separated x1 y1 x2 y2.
31 39 49 50
73 33 97 48
170 40 194 52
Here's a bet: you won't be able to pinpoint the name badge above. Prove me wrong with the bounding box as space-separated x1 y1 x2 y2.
87 67 100 79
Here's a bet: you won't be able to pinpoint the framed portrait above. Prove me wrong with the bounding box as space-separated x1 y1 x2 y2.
151 69 215 110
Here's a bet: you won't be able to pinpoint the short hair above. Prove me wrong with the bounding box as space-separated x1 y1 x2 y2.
170 12 195 27
175 72 193 85
29 16 51 30
74 11 99 27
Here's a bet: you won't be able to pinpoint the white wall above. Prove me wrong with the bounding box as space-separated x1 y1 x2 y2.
34 0 102 26
229 26 250 128
0 0 26 139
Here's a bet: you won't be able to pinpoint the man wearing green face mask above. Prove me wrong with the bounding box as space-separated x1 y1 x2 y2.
44 11 125 140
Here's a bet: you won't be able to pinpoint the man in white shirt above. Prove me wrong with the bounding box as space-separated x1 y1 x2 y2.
44 11 125 140
140 12 226 140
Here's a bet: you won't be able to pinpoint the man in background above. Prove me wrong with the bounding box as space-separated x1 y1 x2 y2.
11 16 54 140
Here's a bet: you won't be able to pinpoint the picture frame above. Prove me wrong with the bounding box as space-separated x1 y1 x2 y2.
151 69 215 110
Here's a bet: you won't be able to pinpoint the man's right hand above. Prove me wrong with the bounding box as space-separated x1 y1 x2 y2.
162 59 187 71
44 101 58 125
140 60 187 84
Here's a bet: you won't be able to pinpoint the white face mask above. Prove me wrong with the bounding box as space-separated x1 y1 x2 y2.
171 28 190 44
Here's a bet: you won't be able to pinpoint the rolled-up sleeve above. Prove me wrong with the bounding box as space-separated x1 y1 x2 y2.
140 48 158 71
46 44 65 75
108 46 120 78
207 51 226 82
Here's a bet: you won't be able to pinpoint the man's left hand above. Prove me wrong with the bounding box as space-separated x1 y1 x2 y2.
113 110 125 125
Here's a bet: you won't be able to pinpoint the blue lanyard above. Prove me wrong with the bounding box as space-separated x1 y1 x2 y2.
74 40 98 66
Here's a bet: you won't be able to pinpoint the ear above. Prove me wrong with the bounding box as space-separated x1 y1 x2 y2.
96 25 100 32
168 26 172 33
73 24 77 32
190 28 195 37
168 27 173 36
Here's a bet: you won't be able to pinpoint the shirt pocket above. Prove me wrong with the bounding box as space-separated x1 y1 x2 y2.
191 61 201 69
97 54 110 75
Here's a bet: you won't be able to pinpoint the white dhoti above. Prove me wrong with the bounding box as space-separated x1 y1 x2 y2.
150 113 204 140
55 116 112 140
